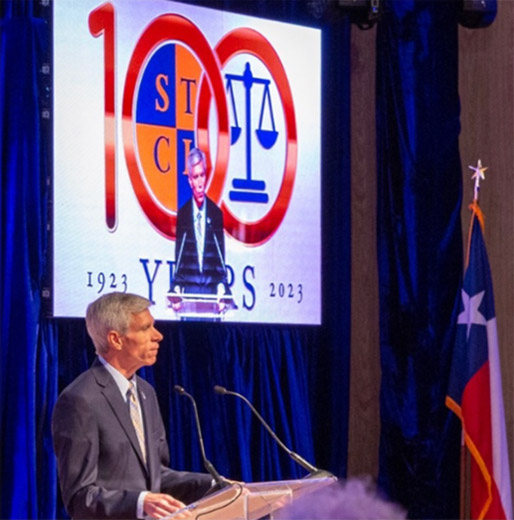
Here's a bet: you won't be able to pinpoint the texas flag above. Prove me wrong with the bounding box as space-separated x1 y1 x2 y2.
446 207 513 520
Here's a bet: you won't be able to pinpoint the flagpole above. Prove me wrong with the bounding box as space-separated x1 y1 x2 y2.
460 429 466 520
449 159 512 520
460 160 487 520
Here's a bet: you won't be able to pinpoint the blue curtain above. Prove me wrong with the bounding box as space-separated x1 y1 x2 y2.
0 1 57 519
376 1 462 518
0 2 351 518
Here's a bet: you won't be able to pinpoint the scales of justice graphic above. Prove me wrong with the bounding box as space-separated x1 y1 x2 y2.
170 61 281 321
225 61 279 205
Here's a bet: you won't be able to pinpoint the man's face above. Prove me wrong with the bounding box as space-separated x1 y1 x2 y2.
117 309 163 376
188 161 206 207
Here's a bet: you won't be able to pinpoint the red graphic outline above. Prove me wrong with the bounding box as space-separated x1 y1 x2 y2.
122 14 229 239
198 27 297 246
88 3 117 231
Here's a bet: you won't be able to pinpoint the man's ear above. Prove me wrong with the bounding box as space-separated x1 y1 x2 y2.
107 330 123 351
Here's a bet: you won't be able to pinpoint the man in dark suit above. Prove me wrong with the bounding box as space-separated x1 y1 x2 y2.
51 292 213 519
173 147 229 297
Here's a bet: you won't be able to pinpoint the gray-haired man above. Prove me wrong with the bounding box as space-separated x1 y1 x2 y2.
52 292 212 519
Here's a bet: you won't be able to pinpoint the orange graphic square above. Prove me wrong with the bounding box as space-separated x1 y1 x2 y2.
136 123 178 210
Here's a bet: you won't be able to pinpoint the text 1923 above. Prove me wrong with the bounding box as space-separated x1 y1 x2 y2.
87 271 128 294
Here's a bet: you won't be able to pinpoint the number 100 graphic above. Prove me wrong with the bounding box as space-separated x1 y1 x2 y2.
88 2 298 246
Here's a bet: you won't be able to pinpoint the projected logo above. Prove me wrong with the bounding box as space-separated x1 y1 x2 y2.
118 14 297 246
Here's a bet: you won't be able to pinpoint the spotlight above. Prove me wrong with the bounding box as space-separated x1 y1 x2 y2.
337 0 382 29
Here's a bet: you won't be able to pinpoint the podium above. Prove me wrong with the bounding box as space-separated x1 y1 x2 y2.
164 476 337 520
167 293 237 320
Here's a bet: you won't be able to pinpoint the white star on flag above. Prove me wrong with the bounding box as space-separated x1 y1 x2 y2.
457 289 487 339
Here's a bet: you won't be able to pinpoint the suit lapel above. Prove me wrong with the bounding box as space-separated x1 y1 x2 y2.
137 380 159 487
91 359 149 474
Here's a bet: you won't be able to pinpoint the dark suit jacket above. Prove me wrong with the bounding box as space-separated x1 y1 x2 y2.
174 197 229 294
51 359 212 519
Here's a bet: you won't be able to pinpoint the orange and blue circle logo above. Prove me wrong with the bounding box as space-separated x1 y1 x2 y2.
122 14 296 245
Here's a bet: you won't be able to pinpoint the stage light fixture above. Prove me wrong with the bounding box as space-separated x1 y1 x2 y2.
337 0 382 29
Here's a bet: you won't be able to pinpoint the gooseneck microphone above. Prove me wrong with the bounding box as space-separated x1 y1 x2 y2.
214 385 333 479
212 231 227 275
175 231 187 273
174 385 229 488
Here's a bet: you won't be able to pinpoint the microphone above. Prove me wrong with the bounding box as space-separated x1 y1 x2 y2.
174 385 229 487
212 231 227 275
214 385 333 479
175 231 187 273
211 226 234 303
207 219 227 275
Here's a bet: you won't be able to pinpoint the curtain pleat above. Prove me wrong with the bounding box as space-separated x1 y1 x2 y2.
0 6 55 519
376 2 463 518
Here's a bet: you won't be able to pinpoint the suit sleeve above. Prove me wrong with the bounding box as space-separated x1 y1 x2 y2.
160 467 213 505
52 391 140 519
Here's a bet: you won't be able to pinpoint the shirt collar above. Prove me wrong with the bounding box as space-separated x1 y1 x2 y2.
98 355 137 401
193 199 206 217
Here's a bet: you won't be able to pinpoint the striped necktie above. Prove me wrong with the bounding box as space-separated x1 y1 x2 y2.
127 381 146 463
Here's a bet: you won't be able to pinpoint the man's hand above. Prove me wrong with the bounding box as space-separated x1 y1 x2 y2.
170 287 183 312
171 301 182 312
143 492 188 519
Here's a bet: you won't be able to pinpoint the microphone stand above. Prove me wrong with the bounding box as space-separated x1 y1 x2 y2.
174 385 230 488
214 385 334 479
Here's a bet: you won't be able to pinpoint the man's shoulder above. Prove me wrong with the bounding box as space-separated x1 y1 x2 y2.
53 367 101 420
206 197 222 217
178 198 193 215
176 199 194 231
56 361 108 399
61 366 95 390
206 196 220 210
